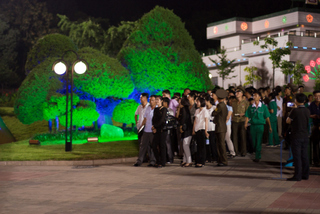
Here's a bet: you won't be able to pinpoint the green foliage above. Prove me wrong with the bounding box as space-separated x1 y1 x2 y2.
100 124 124 139
25 33 77 73
280 60 305 86
33 130 100 142
243 66 262 86
42 94 80 121
112 99 139 124
118 6 212 93
209 47 236 87
74 47 134 99
14 58 63 124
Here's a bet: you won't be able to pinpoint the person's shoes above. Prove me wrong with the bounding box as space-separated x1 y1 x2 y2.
302 176 309 180
147 164 154 167
181 162 186 167
275 144 281 147
195 164 203 168
133 163 141 167
287 177 301 181
253 159 260 162
266 145 274 147
241 154 246 157
183 163 192 167
217 163 227 166
157 165 163 168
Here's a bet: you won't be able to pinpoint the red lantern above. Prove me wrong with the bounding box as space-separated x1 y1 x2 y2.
241 22 248 31
305 65 311 73
264 20 269 28
310 60 316 67
213 27 218 34
306 14 313 23
303 75 309 82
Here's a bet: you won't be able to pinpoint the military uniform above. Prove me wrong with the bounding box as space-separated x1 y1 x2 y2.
245 102 270 160
212 89 228 166
231 98 249 156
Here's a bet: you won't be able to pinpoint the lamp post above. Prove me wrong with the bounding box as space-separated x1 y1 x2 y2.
52 50 88 152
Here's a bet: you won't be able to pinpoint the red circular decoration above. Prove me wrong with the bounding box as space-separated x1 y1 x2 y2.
303 75 309 82
264 20 269 28
316 58 320 65
306 14 313 23
241 22 248 31
305 65 311 73
310 60 316 67
213 27 218 34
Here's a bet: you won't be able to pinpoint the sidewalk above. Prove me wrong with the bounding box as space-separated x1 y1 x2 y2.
0 145 320 214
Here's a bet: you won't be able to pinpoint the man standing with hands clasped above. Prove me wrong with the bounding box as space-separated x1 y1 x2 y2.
245 91 272 162
286 93 310 181
212 89 229 166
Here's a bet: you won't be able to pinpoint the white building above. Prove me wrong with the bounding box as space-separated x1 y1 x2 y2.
202 7 320 91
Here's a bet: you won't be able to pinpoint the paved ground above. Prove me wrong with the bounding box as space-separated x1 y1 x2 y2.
1 145 320 214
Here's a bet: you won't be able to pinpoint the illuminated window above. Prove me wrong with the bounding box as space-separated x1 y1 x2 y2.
306 14 313 23
282 16 287 24
264 20 269 28
213 26 218 34
241 22 248 31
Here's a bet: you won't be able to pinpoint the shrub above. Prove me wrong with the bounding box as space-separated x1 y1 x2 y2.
112 99 139 124
100 124 124 138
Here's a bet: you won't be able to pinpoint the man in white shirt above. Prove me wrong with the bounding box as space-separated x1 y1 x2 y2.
135 93 150 143
134 95 157 167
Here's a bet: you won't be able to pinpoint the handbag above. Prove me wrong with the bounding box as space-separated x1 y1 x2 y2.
190 137 197 155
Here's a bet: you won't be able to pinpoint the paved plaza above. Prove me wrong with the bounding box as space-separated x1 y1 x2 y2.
1 145 320 214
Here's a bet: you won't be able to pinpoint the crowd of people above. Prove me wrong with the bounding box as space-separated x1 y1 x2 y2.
133 84 320 181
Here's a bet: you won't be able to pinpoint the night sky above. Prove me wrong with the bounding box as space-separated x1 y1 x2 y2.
45 0 320 51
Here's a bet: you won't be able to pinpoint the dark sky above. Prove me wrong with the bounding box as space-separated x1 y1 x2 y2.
45 0 320 52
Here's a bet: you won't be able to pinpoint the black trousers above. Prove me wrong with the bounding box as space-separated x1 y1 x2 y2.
216 131 228 165
311 125 320 166
153 130 167 166
291 138 310 179
196 130 206 165
232 121 247 156
206 131 217 162
246 126 254 153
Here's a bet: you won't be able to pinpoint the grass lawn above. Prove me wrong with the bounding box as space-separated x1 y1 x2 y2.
0 139 139 161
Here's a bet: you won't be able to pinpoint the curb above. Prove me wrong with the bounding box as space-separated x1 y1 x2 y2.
0 157 137 166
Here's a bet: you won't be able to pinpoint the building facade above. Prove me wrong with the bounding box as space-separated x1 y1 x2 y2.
202 7 320 91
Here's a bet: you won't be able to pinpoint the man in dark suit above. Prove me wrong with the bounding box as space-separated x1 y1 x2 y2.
212 89 228 166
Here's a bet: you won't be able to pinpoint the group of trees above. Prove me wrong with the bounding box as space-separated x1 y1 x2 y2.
14 6 212 131
210 37 307 88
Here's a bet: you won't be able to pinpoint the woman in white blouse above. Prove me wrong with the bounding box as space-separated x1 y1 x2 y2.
205 95 218 162
193 97 210 167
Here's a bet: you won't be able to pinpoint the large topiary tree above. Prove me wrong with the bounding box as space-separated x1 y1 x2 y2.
118 6 212 94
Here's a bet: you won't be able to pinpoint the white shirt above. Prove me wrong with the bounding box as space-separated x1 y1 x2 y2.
143 105 155 133
207 105 216 131
252 101 262 108
276 96 283 117
135 103 150 128
194 108 210 132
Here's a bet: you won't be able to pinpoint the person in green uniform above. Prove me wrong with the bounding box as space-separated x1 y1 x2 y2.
245 91 272 162
267 92 280 147
212 89 228 166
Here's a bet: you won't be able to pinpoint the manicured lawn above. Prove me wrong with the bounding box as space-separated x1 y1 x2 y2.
0 139 139 161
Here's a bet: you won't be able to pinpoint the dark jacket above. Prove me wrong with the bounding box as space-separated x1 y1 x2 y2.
152 107 167 130
179 106 193 138
212 102 228 133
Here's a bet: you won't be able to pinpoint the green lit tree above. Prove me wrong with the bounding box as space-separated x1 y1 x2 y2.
112 99 139 125
243 66 262 87
118 6 212 93
280 60 305 86
253 37 292 88
209 47 236 88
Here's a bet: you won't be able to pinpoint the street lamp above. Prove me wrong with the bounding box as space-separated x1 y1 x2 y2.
52 50 88 152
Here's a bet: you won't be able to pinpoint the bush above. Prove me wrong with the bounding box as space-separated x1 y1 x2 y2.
112 99 139 124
